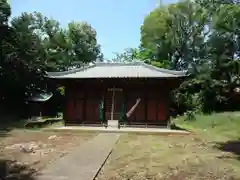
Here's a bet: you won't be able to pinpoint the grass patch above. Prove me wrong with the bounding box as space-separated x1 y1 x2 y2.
98 134 240 180
0 117 63 132
24 118 62 129
0 119 27 130
173 111 240 141
97 112 240 180
45 120 64 128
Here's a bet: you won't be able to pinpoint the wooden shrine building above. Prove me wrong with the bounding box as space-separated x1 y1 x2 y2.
48 62 186 127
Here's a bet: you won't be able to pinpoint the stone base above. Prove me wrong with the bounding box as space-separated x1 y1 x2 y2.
107 120 119 128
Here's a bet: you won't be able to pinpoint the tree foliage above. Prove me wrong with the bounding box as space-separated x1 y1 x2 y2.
0 1 103 115
1 0 240 117
112 48 168 68
140 0 240 113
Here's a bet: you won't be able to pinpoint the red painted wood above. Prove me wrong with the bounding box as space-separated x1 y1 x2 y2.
94 100 100 120
65 98 75 121
147 100 157 121
125 91 146 122
134 92 145 121
126 100 135 121
76 91 84 99
75 99 84 121
85 99 99 122
157 101 166 120
62 78 183 124
135 100 145 121
85 99 92 121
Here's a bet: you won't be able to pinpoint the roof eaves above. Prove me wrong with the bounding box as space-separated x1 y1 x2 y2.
142 62 187 77
47 64 96 77
46 61 188 79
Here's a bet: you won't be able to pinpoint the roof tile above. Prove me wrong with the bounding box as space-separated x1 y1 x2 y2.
47 62 187 79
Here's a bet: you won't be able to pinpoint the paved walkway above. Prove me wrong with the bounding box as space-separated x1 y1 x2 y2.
49 126 190 135
36 133 120 180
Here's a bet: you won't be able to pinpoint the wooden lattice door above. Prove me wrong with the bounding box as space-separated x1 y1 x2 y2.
105 88 123 120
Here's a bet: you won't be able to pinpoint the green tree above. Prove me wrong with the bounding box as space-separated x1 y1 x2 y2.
177 1 240 113
0 6 104 116
140 6 171 67
0 11 48 115
112 48 140 62
141 0 240 113
141 0 208 70
39 19 103 71
67 21 102 68
0 0 10 25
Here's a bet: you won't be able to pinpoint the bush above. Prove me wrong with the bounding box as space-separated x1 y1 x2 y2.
184 111 196 121
24 119 61 129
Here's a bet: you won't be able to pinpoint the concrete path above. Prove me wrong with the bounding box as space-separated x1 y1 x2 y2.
49 126 190 135
36 133 120 180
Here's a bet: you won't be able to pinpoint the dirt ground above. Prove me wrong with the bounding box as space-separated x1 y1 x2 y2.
1 127 240 180
97 134 240 180
0 130 95 179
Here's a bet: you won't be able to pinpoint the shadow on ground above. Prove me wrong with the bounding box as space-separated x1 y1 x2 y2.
0 159 36 180
170 123 189 131
0 130 12 138
0 124 20 138
0 116 28 138
214 140 240 160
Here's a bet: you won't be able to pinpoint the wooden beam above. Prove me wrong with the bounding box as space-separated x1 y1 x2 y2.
145 89 147 122
103 91 106 123
111 87 115 120
83 91 86 122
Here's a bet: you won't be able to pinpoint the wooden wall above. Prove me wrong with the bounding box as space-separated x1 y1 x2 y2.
63 78 180 126
64 87 103 125
124 90 168 125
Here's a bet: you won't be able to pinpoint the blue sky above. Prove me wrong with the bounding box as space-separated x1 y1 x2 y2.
10 0 177 59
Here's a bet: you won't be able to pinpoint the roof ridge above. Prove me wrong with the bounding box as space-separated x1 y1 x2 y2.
47 61 187 78
48 61 143 76
95 61 142 66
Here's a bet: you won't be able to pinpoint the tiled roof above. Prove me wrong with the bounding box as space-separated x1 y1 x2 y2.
47 62 187 79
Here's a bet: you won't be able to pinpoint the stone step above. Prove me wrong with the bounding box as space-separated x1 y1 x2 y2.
107 120 119 128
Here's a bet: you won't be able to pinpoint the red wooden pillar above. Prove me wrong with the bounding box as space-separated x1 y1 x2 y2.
64 86 75 123
83 90 86 122
157 100 166 121
144 88 147 122
63 86 68 121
